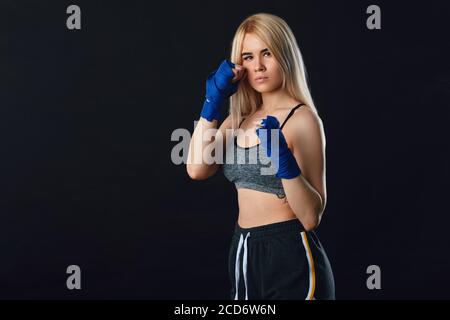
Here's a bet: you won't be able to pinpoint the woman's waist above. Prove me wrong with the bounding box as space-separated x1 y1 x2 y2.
234 217 305 240
237 188 297 228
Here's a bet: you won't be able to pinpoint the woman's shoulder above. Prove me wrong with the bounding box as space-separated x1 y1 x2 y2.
284 104 320 128
283 105 324 148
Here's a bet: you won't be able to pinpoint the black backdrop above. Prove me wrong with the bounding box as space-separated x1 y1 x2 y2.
1 0 449 299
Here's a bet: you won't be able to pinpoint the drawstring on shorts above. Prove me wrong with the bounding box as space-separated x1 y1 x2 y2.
234 231 251 300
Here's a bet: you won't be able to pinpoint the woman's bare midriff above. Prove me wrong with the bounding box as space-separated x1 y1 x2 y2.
233 103 308 228
237 188 298 228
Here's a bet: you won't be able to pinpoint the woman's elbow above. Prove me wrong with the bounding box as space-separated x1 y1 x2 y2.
303 218 319 232
187 168 205 180
302 210 323 232
186 165 215 180
304 198 326 231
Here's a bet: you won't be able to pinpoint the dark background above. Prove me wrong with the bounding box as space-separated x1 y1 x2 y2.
1 0 449 299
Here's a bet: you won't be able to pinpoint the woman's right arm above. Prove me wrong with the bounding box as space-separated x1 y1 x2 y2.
186 59 245 180
186 115 232 180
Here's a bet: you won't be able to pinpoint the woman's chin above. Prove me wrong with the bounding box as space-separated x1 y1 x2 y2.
253 87 277 94
250 84 269 93
250 82 282 94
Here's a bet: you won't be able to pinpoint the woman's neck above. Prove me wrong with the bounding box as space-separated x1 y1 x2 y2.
259 88 298 113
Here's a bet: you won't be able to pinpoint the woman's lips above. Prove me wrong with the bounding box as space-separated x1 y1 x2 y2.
255 77 268 83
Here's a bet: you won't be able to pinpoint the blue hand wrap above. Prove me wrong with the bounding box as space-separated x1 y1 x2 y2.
200 59 239 122
256 116 301 179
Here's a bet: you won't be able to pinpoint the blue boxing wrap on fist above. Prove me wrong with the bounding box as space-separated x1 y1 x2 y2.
200 59 239 122
256 116 302 179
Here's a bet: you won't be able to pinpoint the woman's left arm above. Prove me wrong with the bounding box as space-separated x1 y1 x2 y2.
282 110 327 231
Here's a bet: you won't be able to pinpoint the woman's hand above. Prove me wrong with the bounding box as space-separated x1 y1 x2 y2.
231 64 247 83
200 59 243 122
255 116 302 179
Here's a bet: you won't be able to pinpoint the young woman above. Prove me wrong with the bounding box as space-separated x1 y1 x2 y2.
187 13 335 300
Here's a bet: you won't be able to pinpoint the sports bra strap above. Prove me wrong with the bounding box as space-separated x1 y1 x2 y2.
280 103 305 129
238 103 305 129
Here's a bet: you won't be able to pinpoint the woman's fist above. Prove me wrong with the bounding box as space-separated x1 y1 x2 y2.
231 64 247 83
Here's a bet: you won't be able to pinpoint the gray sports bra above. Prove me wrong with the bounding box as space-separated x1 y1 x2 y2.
222 103 305 198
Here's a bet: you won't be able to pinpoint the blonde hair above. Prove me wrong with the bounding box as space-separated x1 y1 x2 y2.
229 13 318 129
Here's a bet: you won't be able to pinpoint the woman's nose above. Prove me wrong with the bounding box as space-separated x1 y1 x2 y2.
253 59 266 72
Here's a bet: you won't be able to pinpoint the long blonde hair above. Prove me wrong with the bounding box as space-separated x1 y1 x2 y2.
229 13 318 129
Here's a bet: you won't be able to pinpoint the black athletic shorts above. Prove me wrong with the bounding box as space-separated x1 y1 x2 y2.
228 218 335 300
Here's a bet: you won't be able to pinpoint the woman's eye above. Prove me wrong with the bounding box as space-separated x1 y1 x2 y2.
243 52 270 61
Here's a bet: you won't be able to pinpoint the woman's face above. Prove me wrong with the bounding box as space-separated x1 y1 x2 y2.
241 33 284 93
